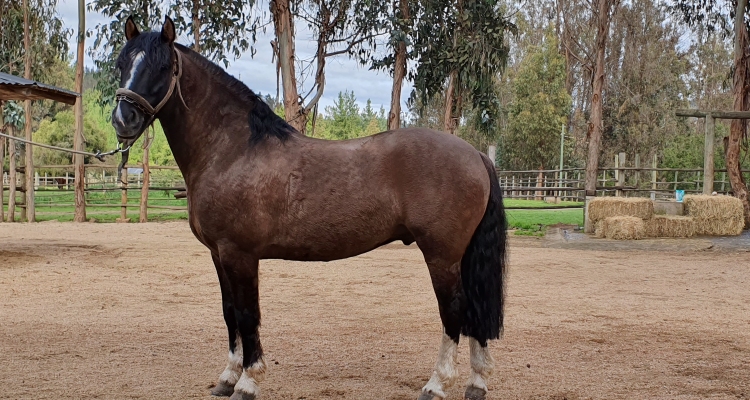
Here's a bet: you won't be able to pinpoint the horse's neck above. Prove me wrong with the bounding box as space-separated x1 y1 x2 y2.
158 54 244 181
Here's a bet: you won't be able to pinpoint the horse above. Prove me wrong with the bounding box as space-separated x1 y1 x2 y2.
110 16 508 400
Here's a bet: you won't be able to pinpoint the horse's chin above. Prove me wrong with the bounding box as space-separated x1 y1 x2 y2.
116 133 141 149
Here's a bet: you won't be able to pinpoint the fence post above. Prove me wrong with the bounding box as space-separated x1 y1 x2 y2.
535 170 543 201
721 172 726 192
617 152 626 197
140 146 150 223
651 154 657 200
118 167 130 223
634 154 640 187
7 127 16 222
703 113 715 194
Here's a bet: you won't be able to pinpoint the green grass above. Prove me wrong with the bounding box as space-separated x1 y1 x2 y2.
3 188 188 222
503 200 584 236
503 199 583 209
4 192 581 230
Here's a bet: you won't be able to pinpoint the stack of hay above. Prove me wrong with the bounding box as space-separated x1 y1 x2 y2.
590 198 653 240
683 195 744 236
589 195 745 240
645 215 695 238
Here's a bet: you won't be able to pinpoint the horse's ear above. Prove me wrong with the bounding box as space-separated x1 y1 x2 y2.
125 16 140 41
161 16 176 44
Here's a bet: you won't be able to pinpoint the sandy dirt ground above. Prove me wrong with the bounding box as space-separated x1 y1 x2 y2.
0 221 749 400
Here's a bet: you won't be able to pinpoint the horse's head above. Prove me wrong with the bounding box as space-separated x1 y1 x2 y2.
112 16 178 148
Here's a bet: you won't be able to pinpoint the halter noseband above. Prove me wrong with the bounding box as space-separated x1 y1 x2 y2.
115 48 188 130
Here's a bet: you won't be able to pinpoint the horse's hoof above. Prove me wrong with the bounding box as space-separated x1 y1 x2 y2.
464 386 487 400
228 391 256 400
210 381 235 397
417 392 440 400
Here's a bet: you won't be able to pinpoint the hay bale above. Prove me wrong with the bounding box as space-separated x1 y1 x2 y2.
588 197 654 223
683 195 744 236
599 216 645 240
645 215 696 238
594 221 605 238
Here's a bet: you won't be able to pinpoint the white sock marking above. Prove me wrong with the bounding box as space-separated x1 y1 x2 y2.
466 337 495 392
234 358 266 396
421 333 459 398
218 337 243 385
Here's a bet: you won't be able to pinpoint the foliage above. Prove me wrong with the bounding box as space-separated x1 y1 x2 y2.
0 0 69 79
502 31 571 170
410 0 515 136
3 101 26 130
661 130 726 170
601 0 690 165
33 109 109 166
88 0 259 106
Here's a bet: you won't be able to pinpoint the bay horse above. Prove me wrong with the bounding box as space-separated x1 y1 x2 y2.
111 16 507 400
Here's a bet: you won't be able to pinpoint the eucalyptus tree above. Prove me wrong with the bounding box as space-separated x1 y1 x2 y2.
0 0 68 78
88 0 260 105
409 0 514 137
673 0 750 226
270 0 387 133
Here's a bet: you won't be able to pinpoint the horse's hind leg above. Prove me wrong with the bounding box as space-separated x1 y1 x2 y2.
418 258 465 400
464 337 495 400
219 250 266 400
211 253 242 397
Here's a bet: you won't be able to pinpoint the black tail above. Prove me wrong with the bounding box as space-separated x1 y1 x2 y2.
460 154 508 346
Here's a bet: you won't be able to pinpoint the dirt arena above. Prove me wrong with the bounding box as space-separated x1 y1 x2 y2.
1 222 748 399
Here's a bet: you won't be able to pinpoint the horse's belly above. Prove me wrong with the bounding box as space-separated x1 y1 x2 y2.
260 219 405 261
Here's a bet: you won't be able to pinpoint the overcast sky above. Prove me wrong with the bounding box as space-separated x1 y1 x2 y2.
55 0 412 112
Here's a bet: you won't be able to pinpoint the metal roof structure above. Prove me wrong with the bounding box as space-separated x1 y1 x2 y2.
0 72 79 105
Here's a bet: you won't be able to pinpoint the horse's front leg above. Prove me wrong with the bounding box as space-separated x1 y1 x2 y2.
211 253 243 397
219 249 265 400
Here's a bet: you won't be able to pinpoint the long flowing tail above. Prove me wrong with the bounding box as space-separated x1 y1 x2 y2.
460 153 508 345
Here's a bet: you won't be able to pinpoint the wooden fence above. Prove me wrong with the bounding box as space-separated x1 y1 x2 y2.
2 164 186 222
498 165 750 201
3 160 750 221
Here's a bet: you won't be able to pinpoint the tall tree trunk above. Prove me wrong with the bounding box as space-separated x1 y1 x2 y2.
729 0 750 227
388 0 409 131
74 0 86 222
444 69 457 134
192 0 201 53
584 0 613 232
23 0 34 222
271 0 305 133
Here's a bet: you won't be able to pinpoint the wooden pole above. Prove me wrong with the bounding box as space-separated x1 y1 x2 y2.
617 152 626 197
73 0 86 221
7 126 16 221
139 146 150 223
703 113 715 194
634 154 640 187
23 0 34 222
118 167 129 222
651 154 657 200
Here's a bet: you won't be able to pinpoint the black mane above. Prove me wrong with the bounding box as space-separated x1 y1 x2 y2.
157 39 297 144
173 41 298 144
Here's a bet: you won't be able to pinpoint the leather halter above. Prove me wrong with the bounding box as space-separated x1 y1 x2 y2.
115 48 188 132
